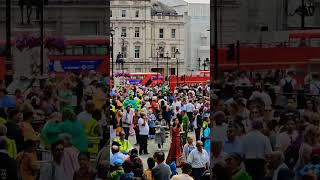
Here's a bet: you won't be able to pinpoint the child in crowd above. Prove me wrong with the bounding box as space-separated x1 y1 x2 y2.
155 115 167 151
144 157 155 180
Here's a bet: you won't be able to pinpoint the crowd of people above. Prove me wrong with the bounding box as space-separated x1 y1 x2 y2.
109 83 211 180
1 68 320 180
109 70 320 180
0 71 109 180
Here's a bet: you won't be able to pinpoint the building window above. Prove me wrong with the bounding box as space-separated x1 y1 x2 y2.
134 46 140 58
121 46 127 58
135 68 142 72
135 27 140 37
121 27 127 37
110 10 112 17
171 47 176 58
135 10 139 17
122 10 126 17
159 47 164 58
80 22 98 35
159 29 164 38
171 29 176 38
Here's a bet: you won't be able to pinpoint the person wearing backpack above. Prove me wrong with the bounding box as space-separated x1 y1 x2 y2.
310 73 320 96
280 71 297 98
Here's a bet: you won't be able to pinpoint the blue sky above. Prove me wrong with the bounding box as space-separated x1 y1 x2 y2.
184 0 209 3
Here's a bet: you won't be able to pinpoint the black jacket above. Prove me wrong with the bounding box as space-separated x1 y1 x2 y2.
5 121 24 152
0 152 18 180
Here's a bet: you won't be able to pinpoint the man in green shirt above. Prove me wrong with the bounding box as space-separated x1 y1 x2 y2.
225 153 252 180
181 110 189 145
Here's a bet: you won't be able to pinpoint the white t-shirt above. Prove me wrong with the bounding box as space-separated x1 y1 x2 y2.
187 149 209 168
138 118 149 135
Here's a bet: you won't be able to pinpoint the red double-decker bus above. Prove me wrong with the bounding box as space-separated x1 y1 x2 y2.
210 30 320 84
0 36 109 79
48 36 109 75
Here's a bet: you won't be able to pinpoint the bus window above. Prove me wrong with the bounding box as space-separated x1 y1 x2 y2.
48 49 64 56
96 46 107 55
65 47 73 55
73 45 84 55
310 38 320 47
0 46 5 56
84 45 97 55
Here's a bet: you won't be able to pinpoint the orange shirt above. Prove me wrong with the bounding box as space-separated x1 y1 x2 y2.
16 152 39 180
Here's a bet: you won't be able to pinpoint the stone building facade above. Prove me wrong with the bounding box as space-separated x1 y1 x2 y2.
111 0 185 75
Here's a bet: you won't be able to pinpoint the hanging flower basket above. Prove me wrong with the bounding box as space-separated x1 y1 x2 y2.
15 33 66 52
16 33 41 51
114 72 131 78
44 36 66 52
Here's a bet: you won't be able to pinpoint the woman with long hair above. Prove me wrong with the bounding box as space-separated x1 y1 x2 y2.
166 118 183 167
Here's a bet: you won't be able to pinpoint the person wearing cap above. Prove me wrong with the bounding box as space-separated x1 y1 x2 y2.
187 141 209 180
113 131 133 154
110 158 125 180
225 153 251 180
170 163 194 180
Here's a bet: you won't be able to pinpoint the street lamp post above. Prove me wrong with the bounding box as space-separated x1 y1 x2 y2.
5 0 12 86
40 0 44 76
110 28 115 80
156 48 159 85
165 52 169 85
213 0 219 80
121 33 125 73
174 49 180 88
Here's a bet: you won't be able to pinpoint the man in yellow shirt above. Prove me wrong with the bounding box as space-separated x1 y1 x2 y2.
113 131 132 154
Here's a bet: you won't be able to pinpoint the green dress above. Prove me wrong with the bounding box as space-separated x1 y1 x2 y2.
182 114 189 145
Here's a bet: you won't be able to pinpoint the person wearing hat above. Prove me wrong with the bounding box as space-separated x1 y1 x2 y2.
110 158 124 180
225 153 251 180
113 131 133 154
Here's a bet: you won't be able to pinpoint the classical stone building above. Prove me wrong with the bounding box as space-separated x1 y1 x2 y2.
160 0 210 75
110 0 185 75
